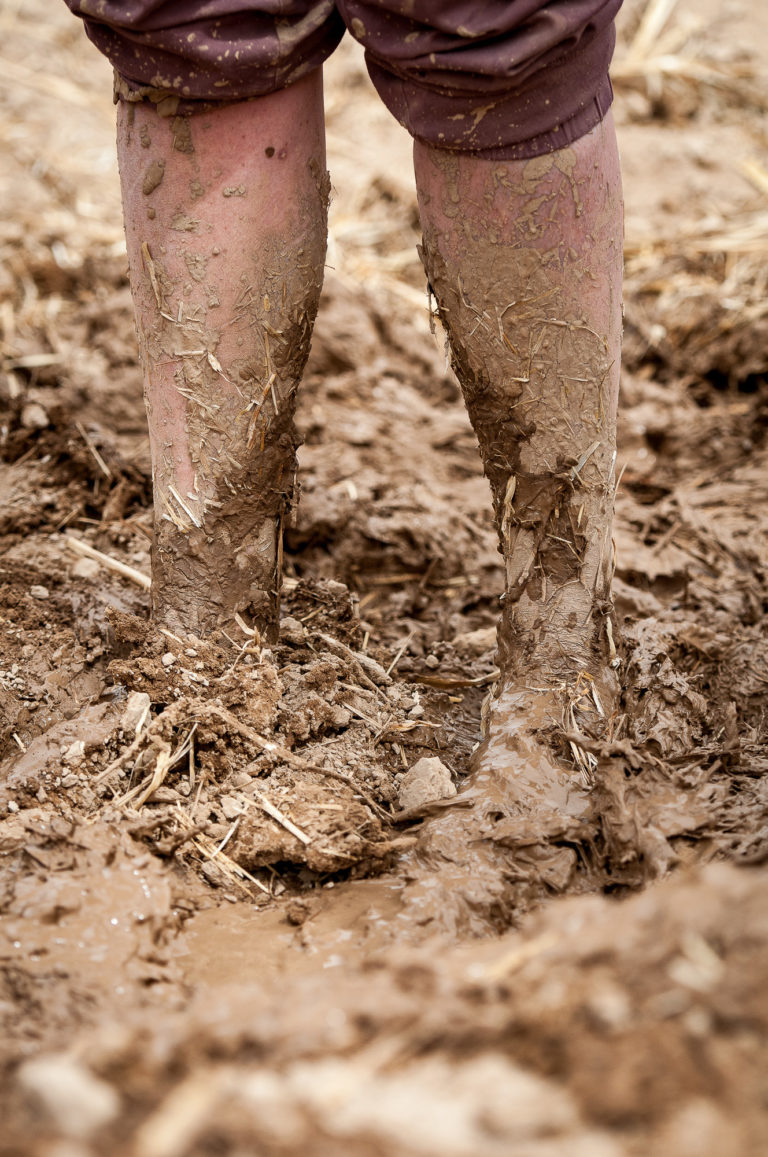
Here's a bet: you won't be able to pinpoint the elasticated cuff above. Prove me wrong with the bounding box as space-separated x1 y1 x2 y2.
68 1 345 116
364 22 617 159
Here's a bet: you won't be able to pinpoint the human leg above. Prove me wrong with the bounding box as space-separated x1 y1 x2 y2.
116 75 328 640
414 109 622 794
63 1 343 639
380 116 622 933
335 2 623 927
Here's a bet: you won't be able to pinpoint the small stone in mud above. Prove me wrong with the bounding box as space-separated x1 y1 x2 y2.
329 704 352 729
62 741 85 764
151 786 180 803
280 616 305 645
285 898 312 925
398 757 456 812
18 1054 121 1139
161 652 176 668
121 690 151 734
29 585 49 600
220 795 243 821
20 401 49 429
72 557 100 580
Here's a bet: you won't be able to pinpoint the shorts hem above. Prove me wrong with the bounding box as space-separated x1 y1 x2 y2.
364 18 618 159
111 66 327 117
420 77 615 161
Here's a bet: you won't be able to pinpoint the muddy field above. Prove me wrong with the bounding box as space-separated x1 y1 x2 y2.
1 1 768 1153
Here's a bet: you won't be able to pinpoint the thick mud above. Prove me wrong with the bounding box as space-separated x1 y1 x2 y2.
1 1 768 1153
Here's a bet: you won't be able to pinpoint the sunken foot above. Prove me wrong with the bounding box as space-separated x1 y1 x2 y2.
393 673 620 938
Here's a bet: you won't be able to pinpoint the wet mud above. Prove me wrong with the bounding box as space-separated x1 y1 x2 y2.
1 1 768 1153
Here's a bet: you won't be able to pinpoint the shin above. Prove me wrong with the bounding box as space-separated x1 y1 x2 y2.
415 116 623 687
117 72 328 640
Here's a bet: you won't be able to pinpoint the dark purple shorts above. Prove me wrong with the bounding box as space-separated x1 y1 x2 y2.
65 1 621 159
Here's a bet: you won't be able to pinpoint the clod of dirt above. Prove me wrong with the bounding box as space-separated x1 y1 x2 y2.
280 616 306 645
398 756 456 812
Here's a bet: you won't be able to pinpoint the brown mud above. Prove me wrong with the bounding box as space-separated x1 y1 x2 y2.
1 1 768 1153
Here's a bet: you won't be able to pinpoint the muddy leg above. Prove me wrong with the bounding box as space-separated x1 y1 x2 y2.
404 115 623 930
117 72 328 640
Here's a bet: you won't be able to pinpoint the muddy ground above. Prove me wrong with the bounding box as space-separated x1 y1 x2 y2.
1 1 768 1153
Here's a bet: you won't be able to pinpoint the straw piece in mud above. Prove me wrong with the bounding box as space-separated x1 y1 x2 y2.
740 160 768 200
247 791 312 846
177 814 271 895
65 535 151 590
74 421 112 479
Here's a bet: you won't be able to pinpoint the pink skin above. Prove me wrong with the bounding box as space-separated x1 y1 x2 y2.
116 69 326 519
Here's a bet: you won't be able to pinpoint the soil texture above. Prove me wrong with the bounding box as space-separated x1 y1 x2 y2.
1 1 768 1153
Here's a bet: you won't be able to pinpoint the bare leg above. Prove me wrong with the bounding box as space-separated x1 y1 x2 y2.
117 71 328 640
407 114 623 928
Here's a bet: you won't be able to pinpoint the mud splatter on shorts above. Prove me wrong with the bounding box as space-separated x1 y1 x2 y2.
63 1 622 159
